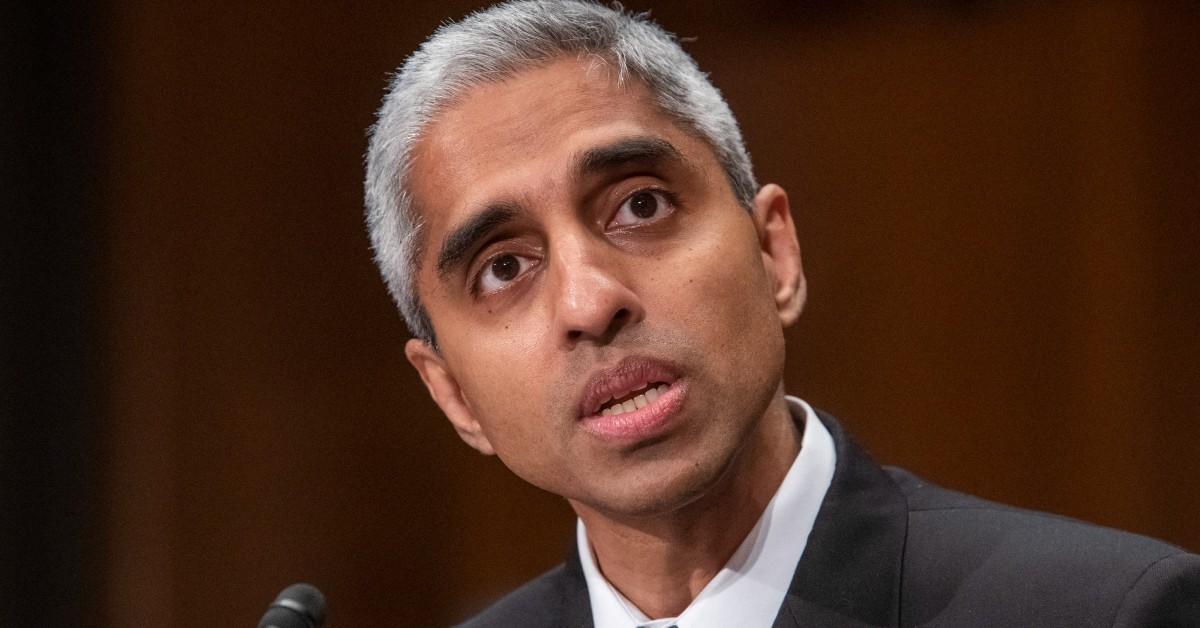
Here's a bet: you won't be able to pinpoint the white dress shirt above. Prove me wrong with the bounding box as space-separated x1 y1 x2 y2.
577 397 837 628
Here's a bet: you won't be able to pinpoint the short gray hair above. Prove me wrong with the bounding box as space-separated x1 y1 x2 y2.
364 0 758 344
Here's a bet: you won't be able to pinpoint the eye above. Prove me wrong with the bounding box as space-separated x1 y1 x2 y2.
476 253 534 294
609 189 676 228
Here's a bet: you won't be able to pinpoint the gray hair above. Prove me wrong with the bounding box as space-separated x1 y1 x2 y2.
364 0 758 344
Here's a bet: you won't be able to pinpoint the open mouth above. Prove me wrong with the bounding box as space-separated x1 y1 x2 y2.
580 377 687 443
579 356 680 419
597 382 671 417
578 357 687 442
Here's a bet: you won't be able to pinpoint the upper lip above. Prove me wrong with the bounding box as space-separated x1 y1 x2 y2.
578 355 680 418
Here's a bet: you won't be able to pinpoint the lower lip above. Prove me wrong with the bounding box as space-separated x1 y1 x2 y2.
579 381 687 444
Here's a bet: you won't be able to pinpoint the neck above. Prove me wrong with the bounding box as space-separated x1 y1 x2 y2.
572 392 801 619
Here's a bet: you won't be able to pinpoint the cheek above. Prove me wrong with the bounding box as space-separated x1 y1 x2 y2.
455 351 541 430
452 351 565 468
658 223 778 344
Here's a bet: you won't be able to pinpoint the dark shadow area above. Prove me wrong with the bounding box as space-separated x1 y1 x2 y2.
0 3 106 626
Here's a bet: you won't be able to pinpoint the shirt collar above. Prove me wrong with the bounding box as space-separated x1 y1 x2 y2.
577 397 837 628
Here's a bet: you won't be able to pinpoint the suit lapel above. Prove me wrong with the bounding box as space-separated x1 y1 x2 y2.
557 543 596 628
772 410 908 628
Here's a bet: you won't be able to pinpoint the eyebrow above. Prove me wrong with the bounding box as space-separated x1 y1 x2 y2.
576 136 685 180
436 203 519 278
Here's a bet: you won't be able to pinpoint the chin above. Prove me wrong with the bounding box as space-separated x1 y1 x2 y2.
582 451 734 519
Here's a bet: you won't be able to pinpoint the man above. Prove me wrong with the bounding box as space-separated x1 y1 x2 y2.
364 1 1199 626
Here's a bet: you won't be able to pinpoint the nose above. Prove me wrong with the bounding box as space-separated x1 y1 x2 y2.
550 234 644 347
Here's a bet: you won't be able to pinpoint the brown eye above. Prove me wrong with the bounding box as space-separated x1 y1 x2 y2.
492 255 519 281
477 253 533 294
610 189 675 228
629 191 658 218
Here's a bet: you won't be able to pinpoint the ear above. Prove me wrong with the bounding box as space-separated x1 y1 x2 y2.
752 183 806 327
405 339 496 455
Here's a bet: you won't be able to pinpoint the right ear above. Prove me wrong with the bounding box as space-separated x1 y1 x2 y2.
405 339 496 455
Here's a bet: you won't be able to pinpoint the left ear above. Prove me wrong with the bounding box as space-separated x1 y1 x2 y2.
753 183 806 326
405 338 497 456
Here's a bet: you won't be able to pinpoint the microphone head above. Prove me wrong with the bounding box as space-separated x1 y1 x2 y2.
258 583 327 628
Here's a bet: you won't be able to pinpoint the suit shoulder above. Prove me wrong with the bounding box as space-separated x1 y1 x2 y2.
1113 551 1200 626
457 563 580 628
886 466 1199 625
886 465 1185 556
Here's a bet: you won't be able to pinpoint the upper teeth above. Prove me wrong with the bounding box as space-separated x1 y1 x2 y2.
599 383 669 417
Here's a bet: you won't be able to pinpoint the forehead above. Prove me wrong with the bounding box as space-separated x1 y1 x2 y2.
419 58 665 161
407 57 700 244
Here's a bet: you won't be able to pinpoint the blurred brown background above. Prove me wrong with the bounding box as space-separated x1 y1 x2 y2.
4 1 1198 626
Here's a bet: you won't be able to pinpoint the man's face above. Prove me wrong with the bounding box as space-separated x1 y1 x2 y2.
405 58 803 517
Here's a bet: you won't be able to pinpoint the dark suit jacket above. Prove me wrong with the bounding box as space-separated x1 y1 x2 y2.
461 411 1200 627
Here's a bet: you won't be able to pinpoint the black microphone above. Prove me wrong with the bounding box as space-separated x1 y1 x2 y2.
258 583 327 628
